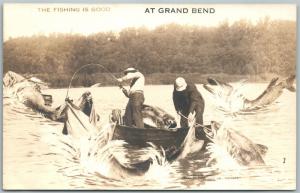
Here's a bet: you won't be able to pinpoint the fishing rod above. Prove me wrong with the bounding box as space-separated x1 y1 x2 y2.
66 63 120 99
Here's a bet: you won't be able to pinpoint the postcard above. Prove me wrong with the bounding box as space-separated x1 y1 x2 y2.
3 3 296 190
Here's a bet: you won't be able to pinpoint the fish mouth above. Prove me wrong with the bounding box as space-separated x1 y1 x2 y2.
78 91 93 104
163 115 177 128
203 77 236 99
201 121 220 141
203 78 223 95
167 120 177 128
3 75 13 87
207 77 219 85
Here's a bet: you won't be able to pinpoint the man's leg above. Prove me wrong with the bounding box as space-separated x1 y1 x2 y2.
124 100 133 126
180 112 189 128
131 93 145 128
194 105 205 139
195 110 203 126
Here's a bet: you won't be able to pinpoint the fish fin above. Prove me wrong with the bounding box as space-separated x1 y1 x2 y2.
238 79 248 84
267 77 279 89
254 77 279 101
285 74 296 92
62 122 68 135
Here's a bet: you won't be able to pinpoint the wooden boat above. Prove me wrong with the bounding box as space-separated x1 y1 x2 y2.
112 124 190 149
109 107 213 162
111 123 212 162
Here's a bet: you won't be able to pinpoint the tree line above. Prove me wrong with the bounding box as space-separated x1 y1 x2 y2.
4 18 296 87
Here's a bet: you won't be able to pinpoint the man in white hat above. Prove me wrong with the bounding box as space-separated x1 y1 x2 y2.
173 77 205 138
117 67 145 128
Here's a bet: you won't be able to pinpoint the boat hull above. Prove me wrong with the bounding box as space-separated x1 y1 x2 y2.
112 125 190 149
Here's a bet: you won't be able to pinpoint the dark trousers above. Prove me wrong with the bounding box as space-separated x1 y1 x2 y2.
124 92 145 128
180 105 204 140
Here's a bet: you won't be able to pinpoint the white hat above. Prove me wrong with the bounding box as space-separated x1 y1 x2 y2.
175 77 187 91
124 67 137 74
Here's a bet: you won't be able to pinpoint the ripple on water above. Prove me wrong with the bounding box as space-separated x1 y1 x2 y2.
3 85 296 189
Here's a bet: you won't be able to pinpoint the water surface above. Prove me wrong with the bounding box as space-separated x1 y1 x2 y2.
3 84 296 190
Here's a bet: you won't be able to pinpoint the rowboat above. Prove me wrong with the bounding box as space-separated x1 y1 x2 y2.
111 123 212 162
112 124 190 148
112 124 190 161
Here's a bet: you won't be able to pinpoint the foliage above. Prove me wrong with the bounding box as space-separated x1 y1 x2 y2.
4 19 296 87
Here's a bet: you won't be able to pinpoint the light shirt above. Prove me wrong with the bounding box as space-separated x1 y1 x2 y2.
121 71 145 94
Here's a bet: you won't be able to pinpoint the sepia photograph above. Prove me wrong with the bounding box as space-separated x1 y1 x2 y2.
2 3 296 190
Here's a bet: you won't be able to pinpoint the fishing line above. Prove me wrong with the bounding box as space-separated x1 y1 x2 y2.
178 112 212 133
66 101 89 132
66 63 119 99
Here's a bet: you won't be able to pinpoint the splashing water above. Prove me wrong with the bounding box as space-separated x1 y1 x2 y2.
61 120 171 183
209 83 247 114
207 82 283 118
205 120 241 170
3 85 295 189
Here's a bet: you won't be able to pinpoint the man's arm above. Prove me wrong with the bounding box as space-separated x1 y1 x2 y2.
118 72 142 82
188 84 203 113
121 87 130 98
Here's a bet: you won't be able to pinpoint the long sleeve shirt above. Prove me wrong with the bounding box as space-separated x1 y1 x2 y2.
120 71 145 95
173 83 204 115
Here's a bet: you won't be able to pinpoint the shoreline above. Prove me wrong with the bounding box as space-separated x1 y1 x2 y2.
25 72 285 89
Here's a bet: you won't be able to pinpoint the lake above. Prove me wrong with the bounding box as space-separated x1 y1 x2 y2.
3 84 296 190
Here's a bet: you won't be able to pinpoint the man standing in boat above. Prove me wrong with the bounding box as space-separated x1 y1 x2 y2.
173 77 205 138
117 67 145 128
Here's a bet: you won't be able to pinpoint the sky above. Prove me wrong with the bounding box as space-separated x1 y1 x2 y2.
4 4 296 41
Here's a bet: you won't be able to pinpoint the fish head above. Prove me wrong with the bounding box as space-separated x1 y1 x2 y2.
141 105 177 129
206 121 267 166
162 114 177 129
3 71 26 87
203 78 234 97
204 78 248 113
76 91 93 116
284 74 296 92
110 109 123 124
